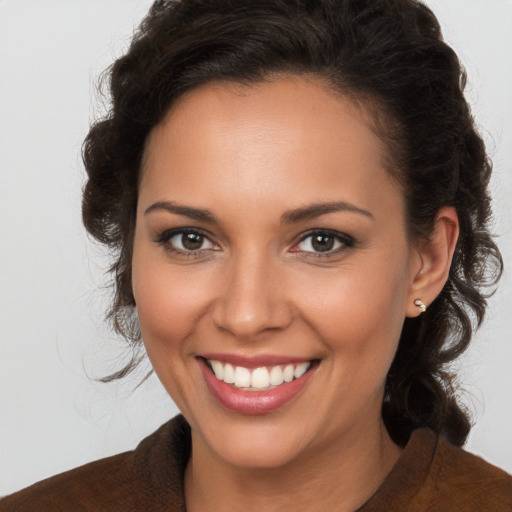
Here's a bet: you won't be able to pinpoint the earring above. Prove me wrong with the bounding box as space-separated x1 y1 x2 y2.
414 299 427 313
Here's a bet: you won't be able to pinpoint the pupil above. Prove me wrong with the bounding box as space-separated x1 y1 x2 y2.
182 233 203 250
312 234 334 252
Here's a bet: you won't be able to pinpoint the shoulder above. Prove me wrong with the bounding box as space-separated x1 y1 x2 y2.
0 415 190 512
0 451 137 511
423 433 512 510
359 428 512 512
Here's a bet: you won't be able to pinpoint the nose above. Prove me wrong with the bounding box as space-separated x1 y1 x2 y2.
211 251 293 341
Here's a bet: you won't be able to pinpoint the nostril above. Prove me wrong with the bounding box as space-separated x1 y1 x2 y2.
212 301 277 339
210 264 293 338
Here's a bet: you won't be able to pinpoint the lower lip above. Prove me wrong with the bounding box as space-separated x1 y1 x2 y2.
198 358 316 415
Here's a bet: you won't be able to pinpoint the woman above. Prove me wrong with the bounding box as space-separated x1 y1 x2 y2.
2 0 511 509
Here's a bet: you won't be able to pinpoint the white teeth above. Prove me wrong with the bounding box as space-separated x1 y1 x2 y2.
208 359 312 390
211 360 224 380
283 364 294 382
251 367 270 389
223 363 235 384
269 365 284 386
234 366 251 388
294 362 309 379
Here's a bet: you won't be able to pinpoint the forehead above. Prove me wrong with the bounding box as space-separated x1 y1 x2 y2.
140 77 404 223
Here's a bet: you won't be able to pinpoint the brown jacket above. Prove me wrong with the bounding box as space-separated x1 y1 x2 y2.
2 415 511 511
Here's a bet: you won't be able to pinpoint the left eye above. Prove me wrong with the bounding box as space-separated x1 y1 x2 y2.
295 232 350 253
165 230 216 252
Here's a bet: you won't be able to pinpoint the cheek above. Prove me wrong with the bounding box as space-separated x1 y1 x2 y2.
131 249 219 410
131 246 214 354
294 257 408 365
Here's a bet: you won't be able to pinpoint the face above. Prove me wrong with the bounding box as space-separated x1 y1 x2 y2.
132 77 419 469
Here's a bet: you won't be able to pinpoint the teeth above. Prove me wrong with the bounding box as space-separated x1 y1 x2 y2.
294 362 309 379
269 366 284 386
234 366 251 388
211 360 224 380
224 363 235 384
283 364 294 382
251 367 270 389
207 359 312 390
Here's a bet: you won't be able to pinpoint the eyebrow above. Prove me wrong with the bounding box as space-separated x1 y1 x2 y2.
280 201 374 224
144 200 373 224
144 201 218 223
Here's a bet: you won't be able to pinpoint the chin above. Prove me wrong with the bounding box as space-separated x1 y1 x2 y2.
190 409 319 470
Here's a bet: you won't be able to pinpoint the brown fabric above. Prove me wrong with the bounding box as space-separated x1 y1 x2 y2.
2 415 511 511
357 428 512 511
0 416 190 512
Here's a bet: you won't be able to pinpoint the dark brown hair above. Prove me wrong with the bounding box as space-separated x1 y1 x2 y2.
82 0 503 446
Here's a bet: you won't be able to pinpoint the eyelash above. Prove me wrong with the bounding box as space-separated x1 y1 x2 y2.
293 229 355 258
154 228 355 259
154 228 218 259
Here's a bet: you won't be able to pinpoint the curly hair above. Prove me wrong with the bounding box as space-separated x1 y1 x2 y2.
82 0 503 446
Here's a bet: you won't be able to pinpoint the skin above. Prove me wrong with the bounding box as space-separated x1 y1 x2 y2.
132 77 459 511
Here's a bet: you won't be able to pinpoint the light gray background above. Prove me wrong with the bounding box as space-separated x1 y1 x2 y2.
1 0 511 495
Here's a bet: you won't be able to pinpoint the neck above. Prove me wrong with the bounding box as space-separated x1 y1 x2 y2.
184 418 402 512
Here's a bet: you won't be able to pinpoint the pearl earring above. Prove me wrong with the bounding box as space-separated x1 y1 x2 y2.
414 299 427 313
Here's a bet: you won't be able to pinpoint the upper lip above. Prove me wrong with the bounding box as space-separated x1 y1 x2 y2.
199 353 316 369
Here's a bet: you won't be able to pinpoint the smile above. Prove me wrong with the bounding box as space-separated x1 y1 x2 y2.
198 356 318 415
206 359 312 391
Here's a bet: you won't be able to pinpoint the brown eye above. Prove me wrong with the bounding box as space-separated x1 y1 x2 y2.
311 234 335 252
294 230 354 255
157 229 217 253
181 232 204 250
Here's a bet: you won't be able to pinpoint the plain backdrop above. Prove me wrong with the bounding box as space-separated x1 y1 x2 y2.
1 0 511 495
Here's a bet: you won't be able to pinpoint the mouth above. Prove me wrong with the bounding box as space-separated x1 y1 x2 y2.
197 356 319 415
203 358 316 391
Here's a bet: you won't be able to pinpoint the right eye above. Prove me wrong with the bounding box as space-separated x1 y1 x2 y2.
289 229 355 258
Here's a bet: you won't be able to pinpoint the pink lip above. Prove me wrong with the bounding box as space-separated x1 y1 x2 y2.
198 357 317 415
200 352 313 369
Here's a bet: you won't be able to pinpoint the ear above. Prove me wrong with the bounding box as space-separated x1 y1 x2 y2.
405 207 459 318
